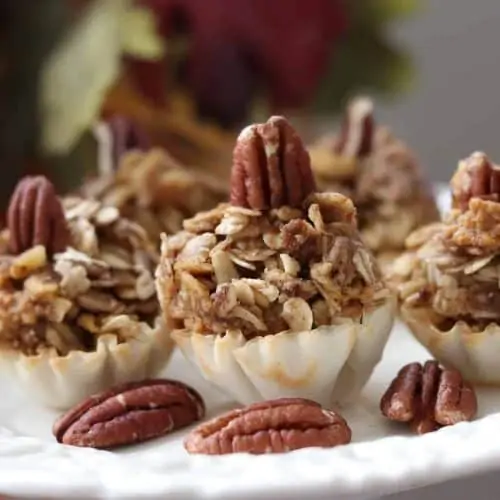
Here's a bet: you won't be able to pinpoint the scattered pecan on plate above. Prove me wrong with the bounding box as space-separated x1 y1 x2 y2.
185 398 351 455
380 360 477 435
54 379 205 449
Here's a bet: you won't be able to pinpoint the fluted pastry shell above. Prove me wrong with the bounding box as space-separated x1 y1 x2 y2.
172 297 395 407
401 305 500 385
0 319 173 409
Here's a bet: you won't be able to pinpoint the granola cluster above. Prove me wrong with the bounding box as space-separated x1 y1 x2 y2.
0 197 159 355
157 192 390 338
82 148 228 241
391 176 500 329
311 104 439 255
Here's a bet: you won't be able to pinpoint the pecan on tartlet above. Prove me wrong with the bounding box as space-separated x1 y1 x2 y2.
309 97 439 266
0 176 172 409
390 152 500 385
157 116 396 407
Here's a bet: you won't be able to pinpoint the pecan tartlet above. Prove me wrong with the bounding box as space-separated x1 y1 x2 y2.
0 176 173 409
156 116 396 406
390 152 500 384
309 97 439 270
84 122 228 241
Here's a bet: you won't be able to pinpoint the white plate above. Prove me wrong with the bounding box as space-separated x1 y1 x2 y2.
2 321 500 500
6 183 500 500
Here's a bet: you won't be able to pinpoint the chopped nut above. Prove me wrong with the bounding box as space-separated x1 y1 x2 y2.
24 273 59 298
10 246 47 279
77 313 101 334
48 298 74 322
451 151 500 211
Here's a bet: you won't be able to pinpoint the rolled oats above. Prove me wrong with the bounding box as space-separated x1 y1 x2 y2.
158 192 388 339
280 254 300 276
392 166 500 326
82 149 228 241
310 103 439 256
211 251 238 284
0 195 160 356
282 298 313 332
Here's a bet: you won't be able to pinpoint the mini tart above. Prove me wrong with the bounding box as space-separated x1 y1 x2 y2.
309 98 439 266
82 148 228 242
391 152 500 384
157 192 395 406
0 196 173 409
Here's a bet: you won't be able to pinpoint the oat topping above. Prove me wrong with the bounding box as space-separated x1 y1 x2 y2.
82 148 228 241
0 195 159 356
310 98 439 254
390 152 500 329
157 193 389 339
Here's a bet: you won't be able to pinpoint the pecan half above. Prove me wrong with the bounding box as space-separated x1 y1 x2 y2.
7 176 70 255
380 361 477 435
333 97 374 158
230 116 316 210
184 398 351 455
451 152 500 211
53 379 205 449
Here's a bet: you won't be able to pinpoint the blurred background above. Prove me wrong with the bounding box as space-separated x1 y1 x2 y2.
0 0 498 209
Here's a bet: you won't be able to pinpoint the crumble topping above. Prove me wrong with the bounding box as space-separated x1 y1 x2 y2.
0 197 159 355
82 148 228 241
391 197 500 328
312 126 439 253
157 192 390 339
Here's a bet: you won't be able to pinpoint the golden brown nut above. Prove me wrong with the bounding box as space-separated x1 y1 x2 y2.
185 398 351 455
451 151 500 211
7 176 70 255
230 116 316 210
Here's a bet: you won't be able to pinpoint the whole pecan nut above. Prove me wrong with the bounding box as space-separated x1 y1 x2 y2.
53 379 205 449
451 152 500 211
184 398 351 455
230 116 316 210
7 176 70 255
333 96 374 158
380 360 477 435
